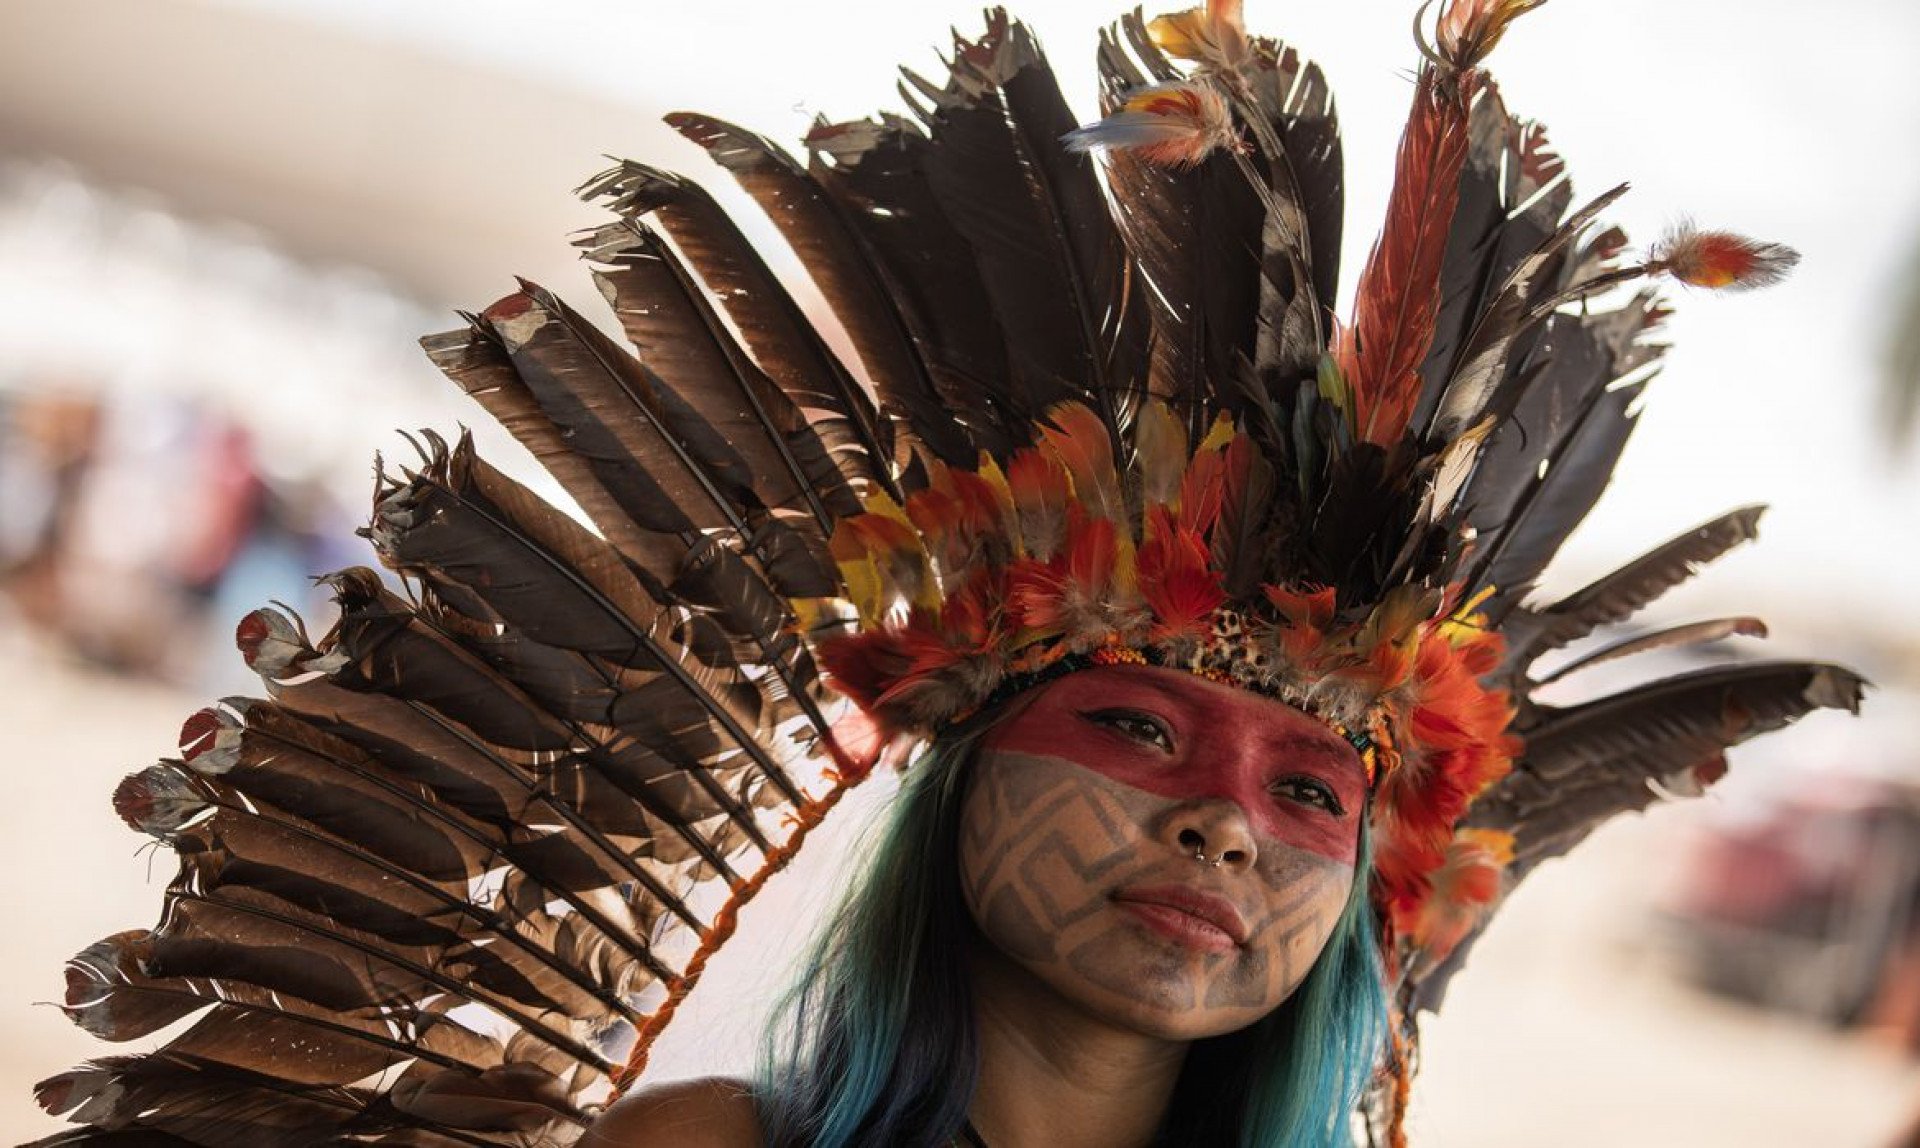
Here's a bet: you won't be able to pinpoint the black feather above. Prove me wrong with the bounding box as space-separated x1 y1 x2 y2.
1503 505 1766 669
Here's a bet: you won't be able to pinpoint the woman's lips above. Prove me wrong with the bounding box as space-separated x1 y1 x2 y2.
1112 885 1248 953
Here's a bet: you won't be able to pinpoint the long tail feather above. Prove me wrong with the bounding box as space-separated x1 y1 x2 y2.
1412 82 1571 433
1425 184 1631 442
1455 290 1669 614
897 13 1150 449
1336 69 1475 446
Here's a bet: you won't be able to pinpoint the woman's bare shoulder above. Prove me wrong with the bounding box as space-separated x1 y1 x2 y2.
579 1076 763 1147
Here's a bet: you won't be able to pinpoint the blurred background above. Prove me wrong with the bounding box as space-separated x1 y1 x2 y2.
4 0 1920 1143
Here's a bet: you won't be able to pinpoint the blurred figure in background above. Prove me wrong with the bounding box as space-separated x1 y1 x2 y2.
1660 732 1920 1029
0 384 354 690
0 157 436 695
0 389 101 632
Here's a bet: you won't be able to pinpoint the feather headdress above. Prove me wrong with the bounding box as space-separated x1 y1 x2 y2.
35 2 1860 1144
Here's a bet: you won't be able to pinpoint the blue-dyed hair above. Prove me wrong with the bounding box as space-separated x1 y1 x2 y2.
757 716 1387 1148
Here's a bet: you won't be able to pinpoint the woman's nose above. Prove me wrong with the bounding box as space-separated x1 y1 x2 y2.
1161 800 1258 870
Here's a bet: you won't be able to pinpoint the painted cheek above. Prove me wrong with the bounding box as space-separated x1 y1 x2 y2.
1242 778 1357 864
989 716 1360 863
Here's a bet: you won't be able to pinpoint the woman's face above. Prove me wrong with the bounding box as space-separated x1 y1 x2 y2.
958 664 1367 1040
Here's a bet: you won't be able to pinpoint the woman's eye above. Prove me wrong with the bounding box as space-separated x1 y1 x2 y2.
1083 709 1172 751
1271 776 1344 816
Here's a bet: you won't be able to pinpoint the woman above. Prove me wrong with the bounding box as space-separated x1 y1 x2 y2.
590 665 1384 1146
32 1 1856 1145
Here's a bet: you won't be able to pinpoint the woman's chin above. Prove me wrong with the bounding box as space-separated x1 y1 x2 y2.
1050 931 1285 1042
1092 984 1274 1043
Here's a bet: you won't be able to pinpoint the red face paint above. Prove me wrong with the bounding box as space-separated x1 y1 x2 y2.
985 665 1367 862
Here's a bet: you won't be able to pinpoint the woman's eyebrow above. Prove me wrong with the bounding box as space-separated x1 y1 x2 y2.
1254 731 1348 759
1253 731 1368 786
1079 682 1187 712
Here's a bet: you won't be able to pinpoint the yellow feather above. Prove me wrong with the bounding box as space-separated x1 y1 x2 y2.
1134 399 1190 524
829 524 889 628
975 452 1022 557
855 492 942 616
1197 411 1236 455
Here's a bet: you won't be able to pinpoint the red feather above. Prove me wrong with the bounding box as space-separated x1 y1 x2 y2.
1177 437 1229 536
1138 508 1225 641
1403 828 1513 961
1005 511 1126 651
1006 447 1072 561
1336 71 1476 446
1263 583 1339 663
905 461 1006 581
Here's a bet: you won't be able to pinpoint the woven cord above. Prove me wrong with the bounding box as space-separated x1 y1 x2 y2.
607 767 863 1097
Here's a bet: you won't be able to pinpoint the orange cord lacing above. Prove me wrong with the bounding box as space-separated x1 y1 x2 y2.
607 759 867 1097
1385 1022 1414 1148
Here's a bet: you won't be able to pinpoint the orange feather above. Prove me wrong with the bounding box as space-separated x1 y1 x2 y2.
1264 583 1339 663
1648 225 1800 291
1039 403 1128 527
1403 828 1514 961
1146 3 1249 70
1006 447 1072 561
1062 82 1240 170
1373 624 1518 934
1177 427 1232 536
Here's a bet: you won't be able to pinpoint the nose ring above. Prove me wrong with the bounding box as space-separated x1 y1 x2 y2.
1192 849 1225 868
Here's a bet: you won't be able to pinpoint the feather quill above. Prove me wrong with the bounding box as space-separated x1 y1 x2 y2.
1532 616 1767 686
